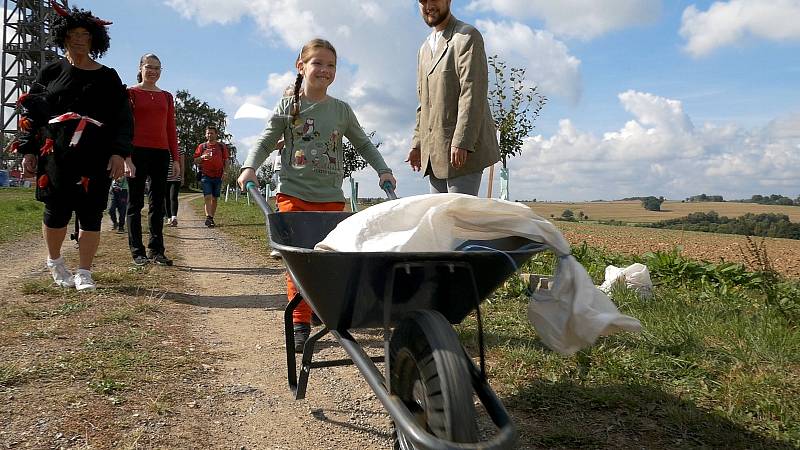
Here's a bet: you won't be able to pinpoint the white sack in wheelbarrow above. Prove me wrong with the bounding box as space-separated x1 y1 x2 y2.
314 193 641 355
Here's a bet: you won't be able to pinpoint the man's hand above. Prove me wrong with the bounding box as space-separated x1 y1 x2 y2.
107 155 125 179
124 156 136 178
450 146 468 169
237 167 257 190
405 147 421 172
22 154 37 177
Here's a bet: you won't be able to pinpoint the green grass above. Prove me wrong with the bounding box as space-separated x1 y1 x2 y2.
0 187 42 245
461 250 800 448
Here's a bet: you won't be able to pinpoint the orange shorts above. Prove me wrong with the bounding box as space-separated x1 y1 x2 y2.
276 193 345 324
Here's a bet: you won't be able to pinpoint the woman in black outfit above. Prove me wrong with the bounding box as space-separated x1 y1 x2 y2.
17 4 132 291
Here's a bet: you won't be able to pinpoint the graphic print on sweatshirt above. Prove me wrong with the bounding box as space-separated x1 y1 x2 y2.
291 115 341 176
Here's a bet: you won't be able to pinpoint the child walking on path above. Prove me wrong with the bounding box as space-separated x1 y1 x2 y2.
238 38 396 352
108 177 128 233
164 152 183 227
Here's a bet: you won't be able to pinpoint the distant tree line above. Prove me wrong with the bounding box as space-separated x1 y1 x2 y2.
686 194 724 202
646 211 800 240
681 193 800 206
731 194 799 206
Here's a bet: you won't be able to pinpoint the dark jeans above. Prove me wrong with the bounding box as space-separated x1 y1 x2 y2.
127 148 170 257
164 180 180 218
108 190 128 226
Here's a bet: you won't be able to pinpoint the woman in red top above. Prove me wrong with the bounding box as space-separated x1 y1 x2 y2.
125 53 179 266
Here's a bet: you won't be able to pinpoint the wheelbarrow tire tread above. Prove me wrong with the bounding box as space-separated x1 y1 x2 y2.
390 310 478 448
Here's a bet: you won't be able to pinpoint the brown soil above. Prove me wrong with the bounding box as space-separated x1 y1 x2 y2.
556 221 800 278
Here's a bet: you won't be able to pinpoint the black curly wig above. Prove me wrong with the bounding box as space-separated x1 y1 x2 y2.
52 7 111 59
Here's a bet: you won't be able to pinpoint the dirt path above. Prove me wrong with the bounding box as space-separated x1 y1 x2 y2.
169 195 393 449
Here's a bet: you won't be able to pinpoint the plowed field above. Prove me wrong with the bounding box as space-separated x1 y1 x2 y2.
554 222 800 279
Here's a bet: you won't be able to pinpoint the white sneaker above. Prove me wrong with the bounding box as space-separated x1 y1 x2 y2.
270 249 281 259
47 257 75 288
73 269 96 292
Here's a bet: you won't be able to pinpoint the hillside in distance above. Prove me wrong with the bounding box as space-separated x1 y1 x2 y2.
526 201 800 224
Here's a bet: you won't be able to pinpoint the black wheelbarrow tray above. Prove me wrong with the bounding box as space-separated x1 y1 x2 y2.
247 184 547 449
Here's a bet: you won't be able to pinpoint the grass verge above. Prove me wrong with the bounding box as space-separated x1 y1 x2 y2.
0 188 43 245
0 224 215 449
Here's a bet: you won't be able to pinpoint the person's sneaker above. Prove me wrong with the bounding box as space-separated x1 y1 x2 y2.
293 323 311 353
149 253 173 266
47 257 75 288
170 217 178 227
110 220 118 230
204 216 213 228
132 255 149 266
73 269 96 292
269 249 281 259
116 226 125 234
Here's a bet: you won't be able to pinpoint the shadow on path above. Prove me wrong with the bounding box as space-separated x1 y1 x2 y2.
173 265 284 276
163 292 286 309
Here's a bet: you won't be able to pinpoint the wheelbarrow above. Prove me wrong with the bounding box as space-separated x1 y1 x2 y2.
246 182 547 449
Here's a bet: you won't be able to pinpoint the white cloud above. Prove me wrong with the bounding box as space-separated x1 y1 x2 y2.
467 0 661 40
680 0 800 57
505 93 800 201
477 20 582 102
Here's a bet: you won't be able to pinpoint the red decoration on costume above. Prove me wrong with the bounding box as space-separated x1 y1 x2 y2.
79 176 89 192
18 116 32 131
6 140 20 154
17 93 29 105
38 174 49 189
48 112 104 147
51 1 70 17
51 1 113 26
40 138 54 156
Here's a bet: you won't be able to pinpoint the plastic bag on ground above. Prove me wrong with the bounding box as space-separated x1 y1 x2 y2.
315 193 641 355
599 263 653 298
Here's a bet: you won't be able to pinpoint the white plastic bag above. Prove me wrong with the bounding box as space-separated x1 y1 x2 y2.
315 194 642 355
599 263 653 298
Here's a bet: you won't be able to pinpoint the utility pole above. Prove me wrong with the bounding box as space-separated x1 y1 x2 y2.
1 0 65 137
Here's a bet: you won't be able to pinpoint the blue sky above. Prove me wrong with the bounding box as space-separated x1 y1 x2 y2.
62 0 799 201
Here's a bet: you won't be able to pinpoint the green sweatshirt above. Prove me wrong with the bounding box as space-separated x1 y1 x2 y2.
243 96 392 203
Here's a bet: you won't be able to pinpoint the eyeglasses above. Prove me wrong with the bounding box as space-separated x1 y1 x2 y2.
143 65 162 71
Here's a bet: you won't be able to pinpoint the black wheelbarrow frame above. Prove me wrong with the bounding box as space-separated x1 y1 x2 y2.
246 183 546 450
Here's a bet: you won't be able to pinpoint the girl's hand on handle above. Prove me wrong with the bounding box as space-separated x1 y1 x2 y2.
378 172 396 190
237 167 257 190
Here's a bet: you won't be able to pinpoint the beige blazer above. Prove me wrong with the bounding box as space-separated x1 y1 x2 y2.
412 17 500 179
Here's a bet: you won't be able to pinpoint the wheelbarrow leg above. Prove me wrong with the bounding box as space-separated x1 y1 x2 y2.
285 294 302 397
285 293 330 400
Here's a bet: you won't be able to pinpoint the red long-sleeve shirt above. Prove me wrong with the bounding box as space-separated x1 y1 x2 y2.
128 87 179 161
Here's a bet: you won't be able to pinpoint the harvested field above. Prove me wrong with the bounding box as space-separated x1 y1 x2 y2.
528 200 800 224
554 221 800 279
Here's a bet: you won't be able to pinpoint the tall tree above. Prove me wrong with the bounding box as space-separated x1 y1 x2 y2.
174 90 233 187
488 55 547 200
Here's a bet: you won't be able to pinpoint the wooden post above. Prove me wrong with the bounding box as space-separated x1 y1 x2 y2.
486 164 495 198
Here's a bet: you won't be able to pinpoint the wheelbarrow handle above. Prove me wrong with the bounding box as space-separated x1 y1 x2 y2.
382 180 398 200
245 181 275 217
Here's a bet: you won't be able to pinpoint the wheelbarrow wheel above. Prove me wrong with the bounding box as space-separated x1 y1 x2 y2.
389 310 478 449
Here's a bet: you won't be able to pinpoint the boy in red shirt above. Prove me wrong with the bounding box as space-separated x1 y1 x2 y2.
193 125 229 227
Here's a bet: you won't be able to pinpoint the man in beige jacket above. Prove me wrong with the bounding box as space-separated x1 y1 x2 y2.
407 0 500 196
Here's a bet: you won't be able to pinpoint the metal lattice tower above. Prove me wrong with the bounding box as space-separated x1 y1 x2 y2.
1 0 66 135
